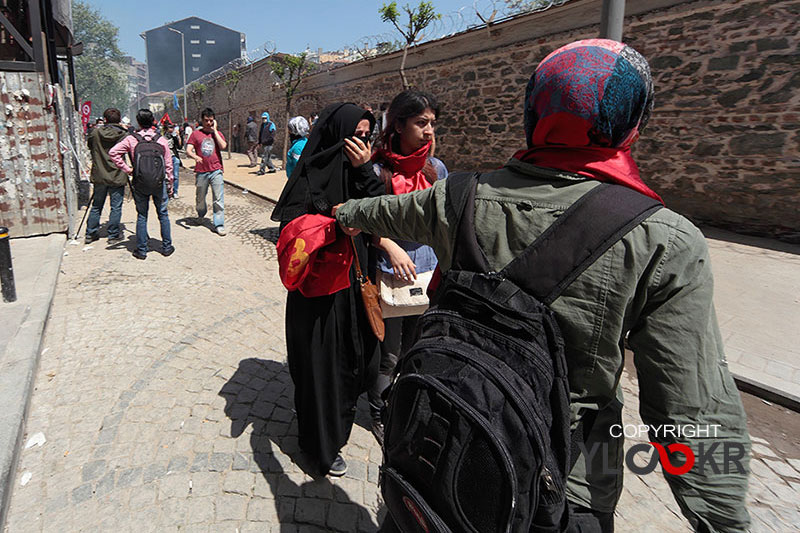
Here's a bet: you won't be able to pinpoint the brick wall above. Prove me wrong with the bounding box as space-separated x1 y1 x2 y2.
199 0 799 241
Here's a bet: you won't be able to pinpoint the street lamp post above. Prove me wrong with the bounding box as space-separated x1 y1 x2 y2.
167 27 188 121
599 0 625 41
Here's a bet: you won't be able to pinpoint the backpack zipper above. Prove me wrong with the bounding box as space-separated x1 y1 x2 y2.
420 309 553 378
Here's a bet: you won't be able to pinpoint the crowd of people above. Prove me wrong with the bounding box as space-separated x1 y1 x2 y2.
82 39 751 532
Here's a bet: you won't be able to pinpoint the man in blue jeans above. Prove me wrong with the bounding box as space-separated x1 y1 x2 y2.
186 107 228 236
85 107 129 244
109 109 174 260
165 123 183 198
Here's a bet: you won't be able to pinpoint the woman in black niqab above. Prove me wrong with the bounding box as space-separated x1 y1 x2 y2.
272 103 385 477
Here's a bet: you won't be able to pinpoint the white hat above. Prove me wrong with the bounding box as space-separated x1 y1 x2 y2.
122 116 131 125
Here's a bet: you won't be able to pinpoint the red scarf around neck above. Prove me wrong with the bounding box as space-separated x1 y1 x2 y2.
373 141 433 195
512 145 663 203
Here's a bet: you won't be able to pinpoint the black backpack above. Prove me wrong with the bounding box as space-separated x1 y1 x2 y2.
380 172 661 533
131 132 166 195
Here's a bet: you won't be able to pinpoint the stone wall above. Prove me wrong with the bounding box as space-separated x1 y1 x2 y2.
198 0 799 240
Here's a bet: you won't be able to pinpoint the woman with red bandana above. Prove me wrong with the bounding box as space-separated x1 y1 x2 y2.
367 90 448 445
335 40 750 531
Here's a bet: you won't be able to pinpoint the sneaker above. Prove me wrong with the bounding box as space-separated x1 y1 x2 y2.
162 245 175 257
132 250 147 260
268 168 277 173
107 235 124 244
255 170 265 176
371 419 385 447
84 234 98 244
328 454 347 477
216 226 227 236
172 192 179 199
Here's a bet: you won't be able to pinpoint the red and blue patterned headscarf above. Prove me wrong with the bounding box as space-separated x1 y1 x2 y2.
515 39 662 203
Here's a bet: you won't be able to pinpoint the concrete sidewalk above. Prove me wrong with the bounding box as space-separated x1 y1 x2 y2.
0 234 65 526
217 150 800 408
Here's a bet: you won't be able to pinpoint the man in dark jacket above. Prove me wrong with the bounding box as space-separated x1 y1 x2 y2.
245 116 258 166
256 111 277 175
85 108 129 244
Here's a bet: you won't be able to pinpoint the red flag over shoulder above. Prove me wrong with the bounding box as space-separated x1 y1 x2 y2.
276 214 353 298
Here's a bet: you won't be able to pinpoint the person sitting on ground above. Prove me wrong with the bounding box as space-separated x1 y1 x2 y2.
109 108 174 260
334 39 751 532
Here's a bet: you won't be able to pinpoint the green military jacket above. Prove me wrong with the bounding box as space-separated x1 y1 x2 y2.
88 124 129 187
336 158 750 532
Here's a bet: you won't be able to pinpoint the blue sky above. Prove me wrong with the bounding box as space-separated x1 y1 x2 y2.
83 0 514 62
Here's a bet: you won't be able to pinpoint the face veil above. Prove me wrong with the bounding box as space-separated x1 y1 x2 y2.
271 103 376 223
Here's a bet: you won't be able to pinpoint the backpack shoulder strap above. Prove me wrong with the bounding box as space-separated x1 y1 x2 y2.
503 183 662 305
446 172 490 272
131 132 144 143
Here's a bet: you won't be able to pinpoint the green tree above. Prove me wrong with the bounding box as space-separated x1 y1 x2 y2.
379 1 441 89
188 82 207 116
223 70 242 158
72 1 128 117
267 52 316 156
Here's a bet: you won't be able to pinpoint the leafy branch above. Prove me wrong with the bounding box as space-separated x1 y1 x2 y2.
268 52 316 154
379 1 441 89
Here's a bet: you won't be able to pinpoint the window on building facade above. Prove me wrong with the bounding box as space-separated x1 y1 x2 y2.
190 25 200 30
190 40 200 44
192 54 201 58
192 67 200 72
206 40 215 45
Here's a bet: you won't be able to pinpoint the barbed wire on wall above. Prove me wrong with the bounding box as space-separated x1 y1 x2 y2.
186 40 278 89
340 0 573 59
192 0 573 88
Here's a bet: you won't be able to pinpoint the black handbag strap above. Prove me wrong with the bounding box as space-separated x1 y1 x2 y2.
447 173 662 305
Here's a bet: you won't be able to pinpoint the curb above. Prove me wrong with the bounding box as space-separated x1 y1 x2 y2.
0 234 65 529
733 374 800 413
223 179 278 205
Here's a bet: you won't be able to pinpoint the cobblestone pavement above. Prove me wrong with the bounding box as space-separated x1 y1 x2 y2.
4 180 800 532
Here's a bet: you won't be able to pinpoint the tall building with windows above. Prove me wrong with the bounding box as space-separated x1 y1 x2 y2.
143 17 245 93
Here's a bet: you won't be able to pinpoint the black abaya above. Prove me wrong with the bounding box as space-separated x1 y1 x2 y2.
273 103 385 475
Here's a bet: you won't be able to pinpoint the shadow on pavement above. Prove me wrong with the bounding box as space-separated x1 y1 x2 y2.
175 216 216 233
249 227 280 245
700 225 800 255
220 358 381 531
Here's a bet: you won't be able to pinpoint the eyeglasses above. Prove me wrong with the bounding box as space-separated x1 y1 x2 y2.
354 133 374 144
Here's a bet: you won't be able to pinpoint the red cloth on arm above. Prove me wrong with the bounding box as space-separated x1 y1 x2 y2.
276 214 354 298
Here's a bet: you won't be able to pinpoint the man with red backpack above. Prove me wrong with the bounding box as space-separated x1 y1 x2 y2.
109 108 174 260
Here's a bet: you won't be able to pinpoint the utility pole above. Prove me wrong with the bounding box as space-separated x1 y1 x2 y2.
599 0 625 42
168 27 188 121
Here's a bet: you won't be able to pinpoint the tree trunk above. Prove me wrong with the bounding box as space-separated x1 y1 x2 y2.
227 110 232 160
283 102 291 171
400 44 410 90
